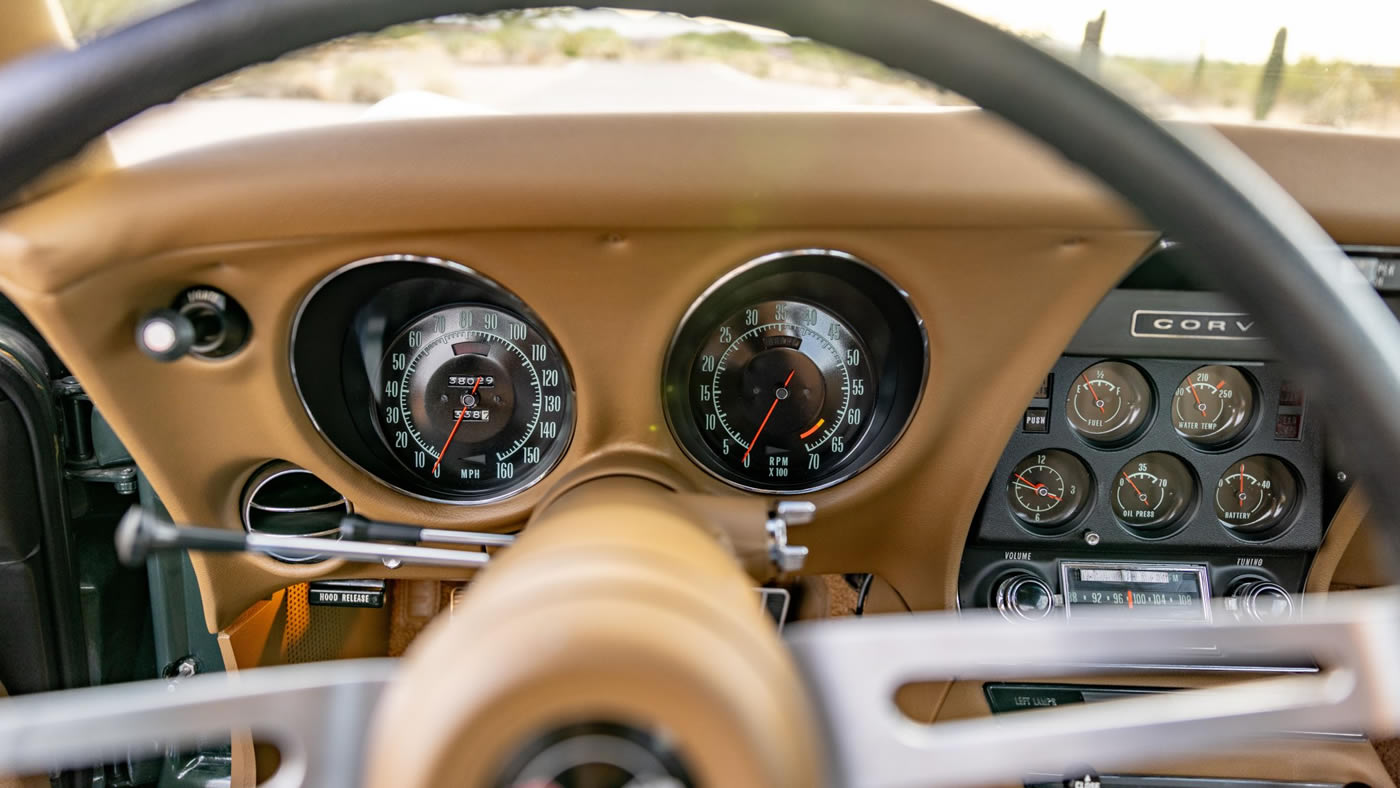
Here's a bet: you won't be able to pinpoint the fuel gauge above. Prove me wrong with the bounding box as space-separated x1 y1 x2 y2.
1066 361 1153 446
1216 455 1300 535
1112 452 1194 532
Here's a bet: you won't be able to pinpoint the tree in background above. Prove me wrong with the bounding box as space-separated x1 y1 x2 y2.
1080 10 1106 78
1254 27 1287 120
1190 52 1206 101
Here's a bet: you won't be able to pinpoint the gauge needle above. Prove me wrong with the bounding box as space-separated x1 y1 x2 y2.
741 369 795 463
1190 384 1204 409
1082 373 1106 414
432 378 481 474
1014 473 1062 501
1122 472 1146 501
1239 463 1245 508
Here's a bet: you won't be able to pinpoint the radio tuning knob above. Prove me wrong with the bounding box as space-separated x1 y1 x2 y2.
994 573 1056 622
1229 580 1294 622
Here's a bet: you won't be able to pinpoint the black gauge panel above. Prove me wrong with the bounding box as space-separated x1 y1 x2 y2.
371 304 573 500
291 256 576 504
664 251 926 493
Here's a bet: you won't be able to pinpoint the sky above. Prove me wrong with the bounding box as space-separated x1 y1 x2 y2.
943 0 1400 65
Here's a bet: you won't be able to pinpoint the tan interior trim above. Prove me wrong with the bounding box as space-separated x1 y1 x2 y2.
1309 488 1391 593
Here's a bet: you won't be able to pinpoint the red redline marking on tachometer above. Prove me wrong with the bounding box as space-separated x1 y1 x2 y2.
799 418 825 440
741 370 796 463
432 378 480 474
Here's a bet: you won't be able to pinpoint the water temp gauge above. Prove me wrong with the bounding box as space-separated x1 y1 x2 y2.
1112 452 1194 532
1172 365 1256 448
1066 360 1153 445
1005 449 1093 529
1215 455 1300 534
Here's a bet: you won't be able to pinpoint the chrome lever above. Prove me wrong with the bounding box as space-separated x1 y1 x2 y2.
114 507 492 570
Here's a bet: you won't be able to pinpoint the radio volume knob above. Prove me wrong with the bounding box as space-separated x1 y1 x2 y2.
994 574 1056 622
1231 580 1293 622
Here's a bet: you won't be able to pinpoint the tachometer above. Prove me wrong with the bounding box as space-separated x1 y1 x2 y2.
694 300 874 486
663 250 927 493
373 304 574 501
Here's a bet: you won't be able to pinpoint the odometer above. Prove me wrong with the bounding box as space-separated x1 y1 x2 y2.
373 304 574 502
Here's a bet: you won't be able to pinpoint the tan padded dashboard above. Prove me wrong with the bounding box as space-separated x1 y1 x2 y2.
0 110 1394 629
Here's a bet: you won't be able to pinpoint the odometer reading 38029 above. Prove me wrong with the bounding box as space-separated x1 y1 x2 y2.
373 304 574 502
690 300 876 488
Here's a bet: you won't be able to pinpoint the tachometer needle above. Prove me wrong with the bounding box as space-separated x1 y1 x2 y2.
432 378 481 474
741 370 795 464
1082 373 1106 414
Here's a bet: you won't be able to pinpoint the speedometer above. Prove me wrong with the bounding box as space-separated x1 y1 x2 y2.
664 250 927 493
373 304 574 502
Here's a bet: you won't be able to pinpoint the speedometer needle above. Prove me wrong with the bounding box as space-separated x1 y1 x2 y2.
741 369 795 464
432 378 481 474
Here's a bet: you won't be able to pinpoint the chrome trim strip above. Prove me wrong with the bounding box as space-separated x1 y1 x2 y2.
659 248 931 495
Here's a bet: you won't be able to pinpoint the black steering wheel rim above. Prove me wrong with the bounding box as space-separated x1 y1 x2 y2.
1 0 1398 565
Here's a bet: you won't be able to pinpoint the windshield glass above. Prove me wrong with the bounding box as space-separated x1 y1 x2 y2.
58 1 1400 161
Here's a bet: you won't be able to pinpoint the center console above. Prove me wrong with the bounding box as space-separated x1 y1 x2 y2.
957 253 1346 662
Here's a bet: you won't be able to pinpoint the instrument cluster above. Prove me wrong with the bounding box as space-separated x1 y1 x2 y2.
290 250 928 504
983 357 1321 547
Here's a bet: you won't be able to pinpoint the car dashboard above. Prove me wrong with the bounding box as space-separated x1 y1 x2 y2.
2 109 1400 786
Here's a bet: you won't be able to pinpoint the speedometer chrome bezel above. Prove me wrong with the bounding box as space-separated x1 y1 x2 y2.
289 254 576 506
661 249 929 494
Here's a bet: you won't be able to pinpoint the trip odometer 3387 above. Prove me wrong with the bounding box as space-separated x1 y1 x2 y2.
373 304 574 501
664 250 927 493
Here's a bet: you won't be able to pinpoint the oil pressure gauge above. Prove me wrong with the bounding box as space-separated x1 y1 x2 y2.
1066 360 1153 446
1215 455 1300 535
1112 452 1195 532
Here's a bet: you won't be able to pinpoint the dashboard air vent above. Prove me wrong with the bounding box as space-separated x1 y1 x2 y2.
240 461 350 563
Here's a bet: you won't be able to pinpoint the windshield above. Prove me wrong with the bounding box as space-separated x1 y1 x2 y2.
58 1 1400 161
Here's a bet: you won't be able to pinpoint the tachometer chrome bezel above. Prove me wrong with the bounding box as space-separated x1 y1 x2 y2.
661 248 930 495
